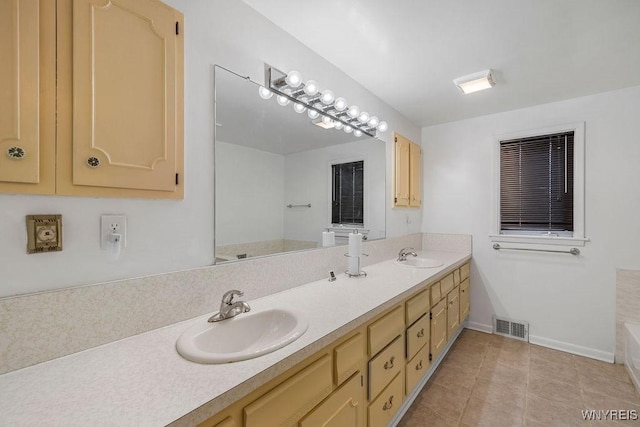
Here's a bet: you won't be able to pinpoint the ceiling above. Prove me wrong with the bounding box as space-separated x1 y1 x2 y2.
242 0 640 127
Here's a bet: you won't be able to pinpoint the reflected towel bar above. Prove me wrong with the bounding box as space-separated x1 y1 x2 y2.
492 243 580 255
287 204 311 208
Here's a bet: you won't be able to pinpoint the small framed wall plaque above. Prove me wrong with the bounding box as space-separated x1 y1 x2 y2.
26 215 63 254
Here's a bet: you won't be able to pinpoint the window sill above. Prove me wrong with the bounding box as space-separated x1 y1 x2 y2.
489 234 589 247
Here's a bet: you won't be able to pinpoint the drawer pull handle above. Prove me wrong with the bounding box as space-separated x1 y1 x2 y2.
87 156 101 168
382 395 394 411
383 356 395 370
415 360 423 370
7 146 26 160
417 328 424 338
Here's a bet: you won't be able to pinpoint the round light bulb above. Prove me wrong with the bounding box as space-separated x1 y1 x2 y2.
347 105 360 119
357 111 370 123
354 130 363 137
285 70 303 88
276 95 290 106
334 97 348 111
334 121 343 130
258 86 273 100
293 102 306 114
303 80 319 96
377 121 388 132
308 109 319 119
320 90 335 105
322 115 332 125
368 116 379 127
344 125 353 133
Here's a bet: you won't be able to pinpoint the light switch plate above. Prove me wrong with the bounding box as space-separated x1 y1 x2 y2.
26 215 63 254
101 215 127 249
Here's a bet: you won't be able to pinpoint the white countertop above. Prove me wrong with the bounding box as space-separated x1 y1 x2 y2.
0 250 470 426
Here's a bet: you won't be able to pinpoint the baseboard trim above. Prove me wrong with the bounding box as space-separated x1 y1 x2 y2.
529 334 614 363
465 321 493 334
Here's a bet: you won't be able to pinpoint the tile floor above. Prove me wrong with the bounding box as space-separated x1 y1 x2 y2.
399 329 640 426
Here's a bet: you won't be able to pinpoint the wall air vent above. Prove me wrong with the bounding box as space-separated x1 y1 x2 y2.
492 315 529 342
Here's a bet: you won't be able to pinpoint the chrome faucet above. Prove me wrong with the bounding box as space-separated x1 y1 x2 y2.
208 289 251 322
397 247 418 262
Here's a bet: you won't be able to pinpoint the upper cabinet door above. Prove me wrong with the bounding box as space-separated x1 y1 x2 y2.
409 141 422 207
71 0 182 193
0 0 55 193
394 133 411 207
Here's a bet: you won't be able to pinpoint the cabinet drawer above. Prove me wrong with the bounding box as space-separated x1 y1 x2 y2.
334 333 365 386
405 348 429 395
300 372 365 427
430 282 442 307
368 336 403 400
406 313 430 360
368 372 403 427
461 262 470 280
440 273 455 296
368 306 404 356
453 269 460 286
406 288 430 325
244 355 332 427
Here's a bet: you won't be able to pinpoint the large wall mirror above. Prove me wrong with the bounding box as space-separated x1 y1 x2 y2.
214 66 386 263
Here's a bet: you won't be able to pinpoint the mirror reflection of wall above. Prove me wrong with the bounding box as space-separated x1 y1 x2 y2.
214 66 386 263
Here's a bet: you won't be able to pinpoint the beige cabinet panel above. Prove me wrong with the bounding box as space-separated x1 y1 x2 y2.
368 306 404 356
393 134 411 207
409 141 421 207
430 281 442 307
405 288 429 326
70 0 181 193
460 278 470 321
334 333 365 386
368 336 403 401
244 355 333 427
211 417 236 427
405 347 429 395
406 314 429 361
461 262 470 280
300 372 365 427
431 298 447 361
447 287 460 342
368 372 403 427
440 273 455 296
0 0 55 193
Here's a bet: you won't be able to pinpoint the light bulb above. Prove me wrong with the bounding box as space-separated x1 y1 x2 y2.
322 115 332 125
354 130 363 137
285 70 303 88
344 125 353 133
303 80 319 96
308 109 319 119
334 97 348 111
347 105 360 119
368 116 379 127
293 102 306 114
358 111 370 123
276 95 290 106
334 121 343 130
258 86 273 100
320 90 335 105
377 121 388 132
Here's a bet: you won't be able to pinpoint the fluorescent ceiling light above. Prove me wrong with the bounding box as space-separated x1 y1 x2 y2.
453 69 495 94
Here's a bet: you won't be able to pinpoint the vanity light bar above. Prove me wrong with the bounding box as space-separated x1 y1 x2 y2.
263 66 387 138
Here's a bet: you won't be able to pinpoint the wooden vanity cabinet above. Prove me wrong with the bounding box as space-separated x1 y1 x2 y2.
393 133 422 208
1 0 184 199
460 278 470 321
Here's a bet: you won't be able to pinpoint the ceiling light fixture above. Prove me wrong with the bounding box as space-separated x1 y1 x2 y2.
263 65 387 137
453 69 495 94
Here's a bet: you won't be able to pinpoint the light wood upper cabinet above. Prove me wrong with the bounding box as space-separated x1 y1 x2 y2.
393 133 421 208
0 0 56 194
0 0 184 198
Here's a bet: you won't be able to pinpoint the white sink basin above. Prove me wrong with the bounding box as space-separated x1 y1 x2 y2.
395 257 443 269
176 308 308 364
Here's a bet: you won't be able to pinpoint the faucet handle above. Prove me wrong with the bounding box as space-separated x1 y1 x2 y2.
222 289 243 304
399 247 414 254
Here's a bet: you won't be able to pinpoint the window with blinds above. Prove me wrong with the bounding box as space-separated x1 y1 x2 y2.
332 161 364 225
500 131 574 235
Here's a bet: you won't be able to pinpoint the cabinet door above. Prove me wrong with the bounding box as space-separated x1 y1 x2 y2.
393 133 410 207
447 287 460 342
0 0 55 194
430 298 447 361
300 373 365 427
460 278 470 321
409 142 421 207
64 0 183 196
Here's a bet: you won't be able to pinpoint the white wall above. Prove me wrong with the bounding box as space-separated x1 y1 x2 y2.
0 0 420 298
283 139 386 244
215 141 284 246
422 86 640 359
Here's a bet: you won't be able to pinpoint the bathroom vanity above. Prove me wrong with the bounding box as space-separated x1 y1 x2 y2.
0 249 470 426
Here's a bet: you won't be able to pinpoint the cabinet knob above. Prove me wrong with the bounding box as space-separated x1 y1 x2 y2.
383 356 395 370
87 156 101 168
6 146 26 160
416 360 423 370
382 395 394 411
417 328 424 338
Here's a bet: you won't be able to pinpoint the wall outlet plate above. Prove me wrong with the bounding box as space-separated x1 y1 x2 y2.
26 215 63 254
101 215 127 249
